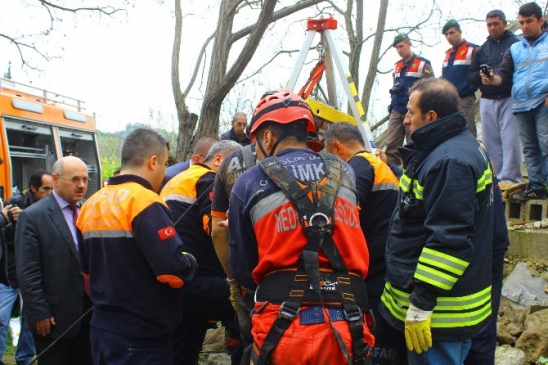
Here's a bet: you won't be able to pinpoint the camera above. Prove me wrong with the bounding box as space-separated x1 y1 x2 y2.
389 83 404 96
480 64 492 77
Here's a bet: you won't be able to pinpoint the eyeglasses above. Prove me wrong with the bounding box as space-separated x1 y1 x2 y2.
60 175 89 184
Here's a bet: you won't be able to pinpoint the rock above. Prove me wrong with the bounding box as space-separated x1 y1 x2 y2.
502 262 548 306
505 322 523 337
497 323 517 345
515 327 548 360
524 309 548 330
495 345 526 365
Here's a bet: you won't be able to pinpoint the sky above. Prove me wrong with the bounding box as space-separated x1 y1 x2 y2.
1 0 534 134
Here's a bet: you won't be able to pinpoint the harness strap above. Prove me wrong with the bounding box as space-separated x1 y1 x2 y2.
255 153 369 365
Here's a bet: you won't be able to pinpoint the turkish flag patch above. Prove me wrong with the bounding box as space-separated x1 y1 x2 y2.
158 226 175 240
209 191 213 201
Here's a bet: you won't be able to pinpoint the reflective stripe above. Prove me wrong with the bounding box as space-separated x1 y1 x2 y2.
407 60 427 78
83 229 134 239
414 183 424 200
381 282 492 328
162 194 197 205
476 167 493 193
402 167 491 198
400 175 411 192
515 56 548 68
251 191 288 226
415 264 457 290
420 247 468 276
250 184 357 226
371 182 399 192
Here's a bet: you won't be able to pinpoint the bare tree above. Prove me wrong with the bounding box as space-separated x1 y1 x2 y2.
172 0 326 159
1 1 126 70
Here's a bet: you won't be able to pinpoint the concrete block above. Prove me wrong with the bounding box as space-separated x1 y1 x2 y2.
507 230 548 259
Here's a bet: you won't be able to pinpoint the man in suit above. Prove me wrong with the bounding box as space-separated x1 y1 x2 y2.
15 156 92 365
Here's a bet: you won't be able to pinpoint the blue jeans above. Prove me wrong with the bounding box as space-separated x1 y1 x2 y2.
515 104 548 190
0 284 35 365
407 339 471 365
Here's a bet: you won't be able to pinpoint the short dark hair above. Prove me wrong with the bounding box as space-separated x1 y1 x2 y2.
29 170 50 190
519 2 543 19
324 122 365 147
254 120 308 144
409 78 460 119
486 9 506 21
121 128 169 168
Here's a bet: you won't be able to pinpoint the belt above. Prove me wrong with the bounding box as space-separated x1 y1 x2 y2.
300 306 345 325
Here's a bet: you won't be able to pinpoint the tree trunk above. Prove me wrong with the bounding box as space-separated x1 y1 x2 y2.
361 0 389 116
196 0 277 139
172 0 326 156
172 0 199 160
346 0 363 89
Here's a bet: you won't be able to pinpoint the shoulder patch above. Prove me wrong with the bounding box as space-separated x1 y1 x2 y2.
158 226 176 240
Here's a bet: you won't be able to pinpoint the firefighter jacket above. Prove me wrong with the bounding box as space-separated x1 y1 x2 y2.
443 40 479 97
390 55 433 113
509 32 548 113
348 152 398 282
161 164 225 278
466 30 519 99
228 148 369 291
77 174 197 338
379 112 495 341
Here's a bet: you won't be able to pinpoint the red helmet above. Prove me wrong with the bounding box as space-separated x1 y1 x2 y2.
249 89 315 139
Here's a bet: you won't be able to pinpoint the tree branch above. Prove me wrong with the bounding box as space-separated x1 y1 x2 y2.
183 33 215 97
38 0 124 15
237 48 301 84
230 0 326 44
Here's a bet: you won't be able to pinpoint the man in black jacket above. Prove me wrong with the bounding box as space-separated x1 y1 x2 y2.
0 170 52 365
467 10 522 183
220 112 251 147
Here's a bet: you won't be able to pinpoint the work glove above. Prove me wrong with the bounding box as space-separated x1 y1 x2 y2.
405 302 433 354
227 278 239 311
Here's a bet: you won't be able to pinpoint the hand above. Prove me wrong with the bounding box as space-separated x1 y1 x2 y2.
404 303 433 354
227 278 239 311
2 205 21 223
375 149 388 164
35 317 55 337
480 71 493 85
217 219 229 228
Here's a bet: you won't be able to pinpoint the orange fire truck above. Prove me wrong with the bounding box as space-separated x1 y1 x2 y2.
0 78 101 201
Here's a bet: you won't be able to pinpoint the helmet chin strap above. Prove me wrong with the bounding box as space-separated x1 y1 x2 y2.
257 131 288 157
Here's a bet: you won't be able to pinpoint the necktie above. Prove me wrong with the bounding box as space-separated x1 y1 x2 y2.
70 204 90 296
69 204 78 227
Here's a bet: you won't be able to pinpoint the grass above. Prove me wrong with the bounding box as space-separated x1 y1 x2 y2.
3 329 16 365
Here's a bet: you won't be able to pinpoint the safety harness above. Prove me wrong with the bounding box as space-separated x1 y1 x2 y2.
252 152 371 365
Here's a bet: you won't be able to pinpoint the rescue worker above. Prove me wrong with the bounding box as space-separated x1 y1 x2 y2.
379 78 494 365
386 33 434 166
228 89 375 364
211 142 257 364
441 19 479 137
160 140 241 365
77 128 198 364
161 136 219 189
324 123 404 365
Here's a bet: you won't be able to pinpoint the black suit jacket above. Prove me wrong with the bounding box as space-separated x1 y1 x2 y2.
15 194 88 338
